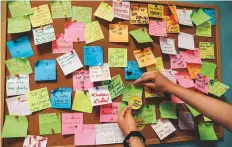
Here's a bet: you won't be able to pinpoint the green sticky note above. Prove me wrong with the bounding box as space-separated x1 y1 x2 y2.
94 2 114 22
72 90 93 113
72 6 92 24
8 0 33 18
39 113 61 135
200 61 217 79
196 21 212 37
5 58 33 75
208 79 229 97
186 104 200 117
108 48 127 67
122 84 143 102
198 123 218 140
8 16 31 34
129 27 153 43
190 8 211 26
118 101 128 116
51 0 71 19
203 116 212 121
199 42 214 59
159 101 177 119
138 105 156 124
102 75 125 99
1 115 28 138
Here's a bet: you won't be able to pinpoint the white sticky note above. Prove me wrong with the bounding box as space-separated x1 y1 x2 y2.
89 63 111 82
160 37 177 55
23 135 48 147
178 111 195 130
32 25 56 45
178 32 195 50
112 0 130 20
88 86 112 106
176 9 193 26
161 69 177 84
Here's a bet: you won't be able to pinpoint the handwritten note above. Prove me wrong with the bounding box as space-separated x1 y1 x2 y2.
23 135 48 147
134 47 156 67
29 4 53 28
88 86 112 106
149 20 167 37
170 53 187 69
8 16 31 34
208 79 229 97
100 102 119 122
178 111 194 130
130 6 149 24
160 37 177 55
62 113 83 135
191 8 211 26
6 36 34 58
83 46 103 66
146 57 164 72
199 42 214 59
178 32 195 50
72 6 92 24
102 75 125 99
198 123 218 140
8 0 32 18
203 9 216 25
64 22 85 42
176 9 193 26
112 0 130 20
129 27 153 43
186 104 200 117
187 63 201 79
200 61 216 79
196 21 212 37
26 87 51 112
6 95 31 116
5 58 33 75
89 63 111 82
145 87 164 98
85 21 104 44
34 60 56 81
57 51 83 76
125 60 143 80
73 70 93 91
138 105 156 124
180 48 202 64
51 0 71 19
94 2 114 21
122 84 143 102
72 91 93 113
52 33 73 54
148 4 164 18
159 101 177 119
108 48 127 67
195 74 210 93
175 72 195 88
39 113 61 135
32 25 56 45
50 88 72 109
162 16 180 33
162 69 177 84
168 5 178 22
75 124 96 146
109 24 129 42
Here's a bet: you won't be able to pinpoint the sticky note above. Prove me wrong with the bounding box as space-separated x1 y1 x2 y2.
159 101 177 119
190 8 211 26
94 2 114 22
52 33 74 54
203 9 216 25
180 48 202 64
200 61 216 79
89 63 111 82
83 46 103 67
160 37 177 55
203 116 212 122
178 111 194 130
168 6 178 22
1 115 28 138
170 53 187 69
162 69 177 84
178 32 195 50
148 4 164 18
118 101 128 116
75 124 96 146
138 105 156 124
149 20 167 37
134 47 156 67
72 6 92 24
186 104 200 117
144 87 164 98
5 58 33 75
175 72 195 88
146 57 164 72
176 9 193 26
109 24 129 42
26 87 51 112
32 25 56 45
187 63 201 79
6 95 31 116
112 0 130 20
35 60 56 81
195 74 210 94
57 51 83 76
196 21 212 37
6 74 30 97
39 113 61 135
72 91 93 113
73 70 93 91
122 84 143 102
100 102 119 122
162 16 180 33
29 4 53 28
102 75 125 99
62 113 83 135
23 135 48 147
208 79 229 97
50 88 72 109
64 22 85 42
6 36 34 58
85 21 104 44
198 123 218 140
128 96 142 110
88 86 112 106
199 42 214 59
129 27 153 43
8 0 32 18
125 60 143 80
130 6 149 24
8 16 31 34
171 95 184 103
108 48 127 67
51 0 71 19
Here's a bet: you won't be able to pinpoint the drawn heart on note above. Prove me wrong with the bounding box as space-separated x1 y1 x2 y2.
126 71 133 76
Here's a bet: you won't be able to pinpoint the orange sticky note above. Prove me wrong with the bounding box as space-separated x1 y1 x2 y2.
109 24 128 42
163 16 180 33
134 47 156 68
187 63 201 79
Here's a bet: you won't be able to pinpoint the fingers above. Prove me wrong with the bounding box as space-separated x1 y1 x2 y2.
142 83 156 89
125 105 132 118
119 106 128 118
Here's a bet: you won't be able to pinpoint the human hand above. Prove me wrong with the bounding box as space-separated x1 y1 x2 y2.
117 105 137 135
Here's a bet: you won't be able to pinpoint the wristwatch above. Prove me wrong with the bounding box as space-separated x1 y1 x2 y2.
123 131 146 147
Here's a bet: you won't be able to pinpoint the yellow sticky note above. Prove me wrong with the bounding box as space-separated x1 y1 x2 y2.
148 4 164 18
72 91 93 113
51 1 71 19
94 2 114 22
108 48 127 67
109 24 128 42
8 16 31 34
203 116 212 121
134 47 156 68
29 4 53 28
199 42 214 59
8 0 33 18
169 5 177 15
5 58 33 75
163 16 180 33
196 21 212 37
144 87 164 98
85 21 104 44
146 57 164 72
130 6 149 24
187 63 201 79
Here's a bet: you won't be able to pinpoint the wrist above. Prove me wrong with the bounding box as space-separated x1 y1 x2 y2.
163 82 176 93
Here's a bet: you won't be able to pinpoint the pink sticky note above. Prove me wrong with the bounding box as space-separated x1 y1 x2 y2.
73 70 94 91
171 95 185 103
64 22 85 42
170 53 187 69
195 74 209 94
62 113 83 135
175 72 195 88
180 48 202 64
52 33 74 54
100 102 119 123
75 124 96 146
149 20 167 37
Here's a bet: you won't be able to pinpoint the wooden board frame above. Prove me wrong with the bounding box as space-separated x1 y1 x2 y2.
0 1 222 147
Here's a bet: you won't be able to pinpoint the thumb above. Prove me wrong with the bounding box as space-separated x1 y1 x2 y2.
125 105 133 118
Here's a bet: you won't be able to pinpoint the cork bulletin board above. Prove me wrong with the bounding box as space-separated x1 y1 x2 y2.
1 1 222 147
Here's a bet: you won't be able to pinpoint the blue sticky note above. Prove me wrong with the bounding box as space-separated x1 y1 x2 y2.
125 60 143 80
34 60 56 81
203 9 215 26
83 46 103 66
6 36 34 58
50 88 72 109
